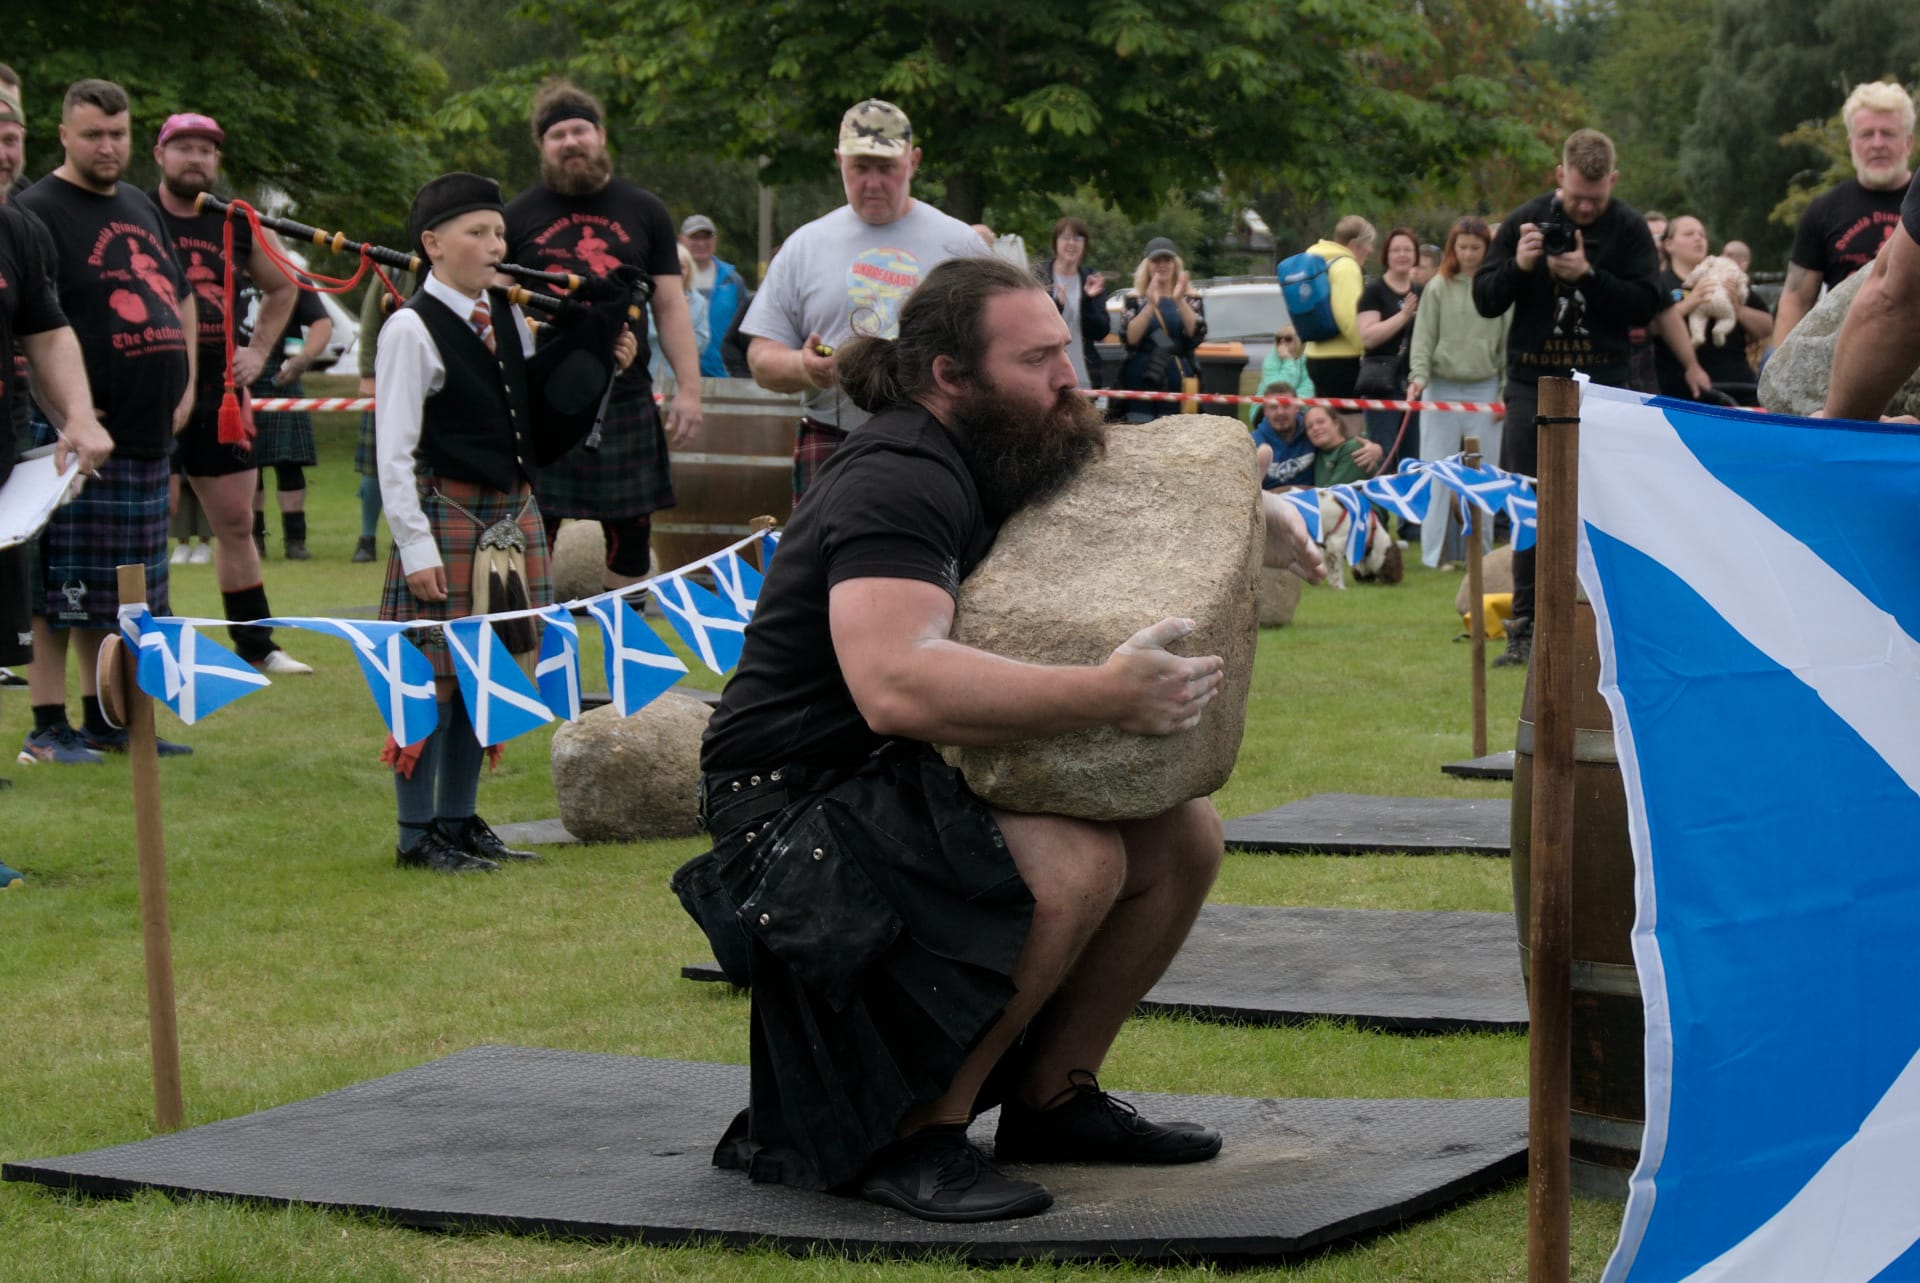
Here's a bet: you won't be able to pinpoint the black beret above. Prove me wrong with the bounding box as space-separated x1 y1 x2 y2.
408 172 505 254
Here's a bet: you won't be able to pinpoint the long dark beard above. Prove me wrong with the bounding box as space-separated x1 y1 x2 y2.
162 171 209 202
948 380 1107 523
541 148 613 197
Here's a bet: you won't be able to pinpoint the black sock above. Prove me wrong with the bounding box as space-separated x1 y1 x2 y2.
32 703 67 733
282 511 307 543
223 583 277 661
80 694 111 735
251 509 267 537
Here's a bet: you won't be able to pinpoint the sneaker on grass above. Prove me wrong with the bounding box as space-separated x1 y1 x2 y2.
251 649 314 676
78 725 194 757
18 726 106 766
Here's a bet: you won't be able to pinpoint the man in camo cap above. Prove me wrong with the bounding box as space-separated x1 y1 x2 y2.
741 97 987 499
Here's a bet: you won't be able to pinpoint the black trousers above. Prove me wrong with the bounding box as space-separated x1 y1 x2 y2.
1500 381 1539 624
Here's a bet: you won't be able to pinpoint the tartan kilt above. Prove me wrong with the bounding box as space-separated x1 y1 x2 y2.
354 410 377 478
792 418 849 506
248 372 318 468
379 476 552 679
34 453 172 628
534 390 675 520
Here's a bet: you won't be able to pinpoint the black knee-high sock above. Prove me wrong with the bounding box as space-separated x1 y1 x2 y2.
81 694 111 735
32 703 68 733
395 700 452 852
282 511 307 543
436 695 485 824
223 582 278 662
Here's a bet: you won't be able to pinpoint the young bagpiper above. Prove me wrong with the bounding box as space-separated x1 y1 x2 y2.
374 173 551 874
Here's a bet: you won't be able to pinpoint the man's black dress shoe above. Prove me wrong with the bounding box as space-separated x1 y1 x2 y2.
442 815 539 862
858 1124 1053 1222
397 830 500 874
994 1070 1222 1164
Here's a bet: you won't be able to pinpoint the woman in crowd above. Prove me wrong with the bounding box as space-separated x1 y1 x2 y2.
1032 217 1111 390
1302 214 1373 438
1116 236 1206 422
1258 326 1313 401
1407 216 1509 569
1653 214 1768 406
1356 225 1423 466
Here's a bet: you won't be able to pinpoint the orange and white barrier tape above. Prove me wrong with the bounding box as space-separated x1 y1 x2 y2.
252 390 1507 414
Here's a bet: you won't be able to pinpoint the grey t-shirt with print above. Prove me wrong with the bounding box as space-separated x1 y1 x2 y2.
741 200 987 430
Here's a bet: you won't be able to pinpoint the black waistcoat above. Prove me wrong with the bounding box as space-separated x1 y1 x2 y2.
406 286 534 493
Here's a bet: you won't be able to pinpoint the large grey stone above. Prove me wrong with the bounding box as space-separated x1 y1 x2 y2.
938 415 1263 820
551 693 712 842
1760 269 1920 417
1257 566 1304 627
550 520 607 604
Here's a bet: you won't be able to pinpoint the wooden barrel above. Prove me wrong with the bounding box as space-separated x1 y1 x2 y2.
1510 590 1641 1200
652 377 799 572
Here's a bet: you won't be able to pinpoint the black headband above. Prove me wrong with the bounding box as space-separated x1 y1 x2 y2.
538 103 600 138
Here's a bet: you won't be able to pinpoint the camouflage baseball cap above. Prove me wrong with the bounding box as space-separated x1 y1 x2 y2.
837 99 912 159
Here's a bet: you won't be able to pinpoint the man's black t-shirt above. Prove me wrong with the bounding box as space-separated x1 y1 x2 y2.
15 175 189 457
504 177 681 395
1791 177 1910 289
702 405 996 771
1472 191 1663 388
0 202 68 482
1653 267 1758 401
150 190 257 412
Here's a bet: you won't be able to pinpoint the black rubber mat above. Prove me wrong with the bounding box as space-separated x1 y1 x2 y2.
1222 794 1511 856
683 905 1527 1034
3 1048 1526 1263
489 818 583 847
1441 751 1515 781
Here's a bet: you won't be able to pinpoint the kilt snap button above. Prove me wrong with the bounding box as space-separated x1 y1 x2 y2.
751 775 762 785
731 781 741 792
771 770 783 781
813 848 824 861
758 913 771 926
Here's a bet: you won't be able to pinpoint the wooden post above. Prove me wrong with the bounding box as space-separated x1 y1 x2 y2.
747 515 777 574
1527 379 1578 1283
116 563 184 1133
1180 375 1200 416
1464 434 1488 757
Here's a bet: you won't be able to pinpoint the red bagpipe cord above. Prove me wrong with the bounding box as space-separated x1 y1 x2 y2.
214 213 252 445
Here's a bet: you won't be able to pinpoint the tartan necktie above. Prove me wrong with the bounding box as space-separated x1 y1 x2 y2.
468 298 495 353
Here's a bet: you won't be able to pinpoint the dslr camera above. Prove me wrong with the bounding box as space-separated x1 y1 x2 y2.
1537 197 1579 257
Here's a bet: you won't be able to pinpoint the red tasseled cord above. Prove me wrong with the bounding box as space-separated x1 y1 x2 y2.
215 210 253 445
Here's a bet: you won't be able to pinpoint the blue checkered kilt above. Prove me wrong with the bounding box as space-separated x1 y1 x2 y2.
35 454 172 628
378 476 552 679
354 409 377 478
248 370 318 468
533 389 675 520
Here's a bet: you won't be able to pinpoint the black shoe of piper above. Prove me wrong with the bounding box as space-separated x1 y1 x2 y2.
396 830 499 874
858 1125 1053 1222
444 815 539 862
993 1070 1222 1165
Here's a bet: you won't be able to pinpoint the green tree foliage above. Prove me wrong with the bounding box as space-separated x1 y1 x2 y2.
9 0 442 247
444 0 1550 232
1583 0 1713 218
1681 0 1920 268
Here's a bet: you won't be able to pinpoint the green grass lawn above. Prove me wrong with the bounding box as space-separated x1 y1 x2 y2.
0 389 1625 1281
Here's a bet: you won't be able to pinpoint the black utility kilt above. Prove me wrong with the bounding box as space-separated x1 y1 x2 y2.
249 371 318 468
673 743 1034 1192
34 454 171 628
0 544 33 665
533 388 674 521
378 475 552 679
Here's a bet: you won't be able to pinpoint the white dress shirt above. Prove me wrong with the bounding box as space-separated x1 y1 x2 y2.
374 271 535 576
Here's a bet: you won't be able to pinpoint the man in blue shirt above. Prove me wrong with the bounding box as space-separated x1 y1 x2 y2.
682 214 747 378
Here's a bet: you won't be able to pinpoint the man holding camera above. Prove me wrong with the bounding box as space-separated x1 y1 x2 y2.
1473 128 1662 667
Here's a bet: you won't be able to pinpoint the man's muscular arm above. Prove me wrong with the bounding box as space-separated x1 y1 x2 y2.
830 577 1223 746
1769 263 1822 351
1823 226 1920 420
747 333 835 393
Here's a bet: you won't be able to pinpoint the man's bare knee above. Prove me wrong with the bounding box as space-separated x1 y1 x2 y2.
997 811 1127 930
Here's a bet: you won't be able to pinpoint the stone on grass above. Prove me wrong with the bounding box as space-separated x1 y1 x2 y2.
938 415 1263 821
1453 545 1514 616
551 693 712 841
1760 270 1920 418
1257 566 1304 627
551 520 607 604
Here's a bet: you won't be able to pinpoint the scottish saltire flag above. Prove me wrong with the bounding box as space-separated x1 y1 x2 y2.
533 606 584 721
268 618 437 746
1274 487 1322 542
585 595 686 716
1581 383 1920 1283
441 618 553 747
652 573 746 674
1361 467 1434 524
1323 484 1370 565
710 551 763 619
760 529 781 568
122 610 270 724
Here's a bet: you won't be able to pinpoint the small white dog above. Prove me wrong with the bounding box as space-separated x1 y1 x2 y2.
1680 255 1749 348
1316 494 1401 589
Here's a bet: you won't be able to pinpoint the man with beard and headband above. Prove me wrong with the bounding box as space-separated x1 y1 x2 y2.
148 111 311 685
741 98 987 501
675 256 1325 1222
505 80 701 593
1772 81 1916 351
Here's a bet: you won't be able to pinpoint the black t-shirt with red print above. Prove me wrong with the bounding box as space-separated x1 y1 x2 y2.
150 190 257 412
1791 177 1911 289
505 177 680 394
15 176 189 457
0 202 69 483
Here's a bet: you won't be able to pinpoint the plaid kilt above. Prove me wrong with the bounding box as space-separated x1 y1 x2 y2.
354 410 377 478
35 454 171 628
248 371 318 468
379 476 552 679
792 418 849 505
534 390 675 520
